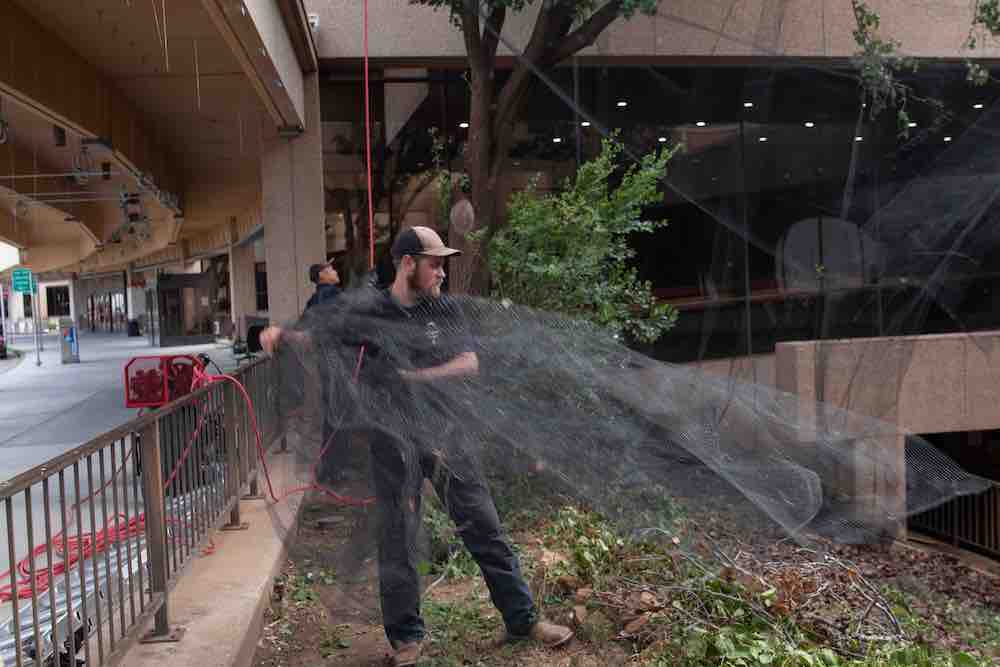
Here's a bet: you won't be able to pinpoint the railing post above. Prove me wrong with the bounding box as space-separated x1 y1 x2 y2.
139 419 185 643
222 382 249 530
242 373 264 500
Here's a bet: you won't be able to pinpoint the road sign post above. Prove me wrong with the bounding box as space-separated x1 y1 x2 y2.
12 269 41 366
0 282 7 343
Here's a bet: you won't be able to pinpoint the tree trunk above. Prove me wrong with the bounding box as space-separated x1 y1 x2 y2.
450 58 494 295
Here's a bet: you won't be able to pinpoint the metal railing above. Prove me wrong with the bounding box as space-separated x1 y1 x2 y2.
0 358 283 667
910 484 1000 558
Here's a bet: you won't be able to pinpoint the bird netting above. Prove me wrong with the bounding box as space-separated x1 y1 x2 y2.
264 0 1000 648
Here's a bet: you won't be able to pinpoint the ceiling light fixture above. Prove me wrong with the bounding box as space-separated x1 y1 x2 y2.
974 103 985 109
743 102 754 109
658 137 667 143
696 121 707 127
944 136 953 142
855 136 864 142
459 122 469 129
581 121 591 127
758 137 768 143
552 137 563 143
908 121 917 128
804 121 815 128
616 100 628 108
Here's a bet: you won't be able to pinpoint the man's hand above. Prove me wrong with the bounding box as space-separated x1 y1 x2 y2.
398 352 478 381
260 326 283 356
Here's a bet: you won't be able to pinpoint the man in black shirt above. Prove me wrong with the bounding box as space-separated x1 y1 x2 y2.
261 227 572 666
306 260 342 311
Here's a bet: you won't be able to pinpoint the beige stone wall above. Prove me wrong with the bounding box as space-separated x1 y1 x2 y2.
774 331 1000 534
776 331 1000 435
309 0 999 61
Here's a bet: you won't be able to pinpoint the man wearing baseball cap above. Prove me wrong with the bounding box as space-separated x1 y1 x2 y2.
261 226 572 666
306 260 341 311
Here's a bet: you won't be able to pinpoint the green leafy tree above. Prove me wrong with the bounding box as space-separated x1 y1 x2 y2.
486 137 678 344
410 0 659 293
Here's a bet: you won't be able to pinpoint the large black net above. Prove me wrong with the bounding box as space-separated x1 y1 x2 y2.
269 0 1000 655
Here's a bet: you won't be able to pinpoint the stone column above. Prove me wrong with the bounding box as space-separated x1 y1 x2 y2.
261 71 325 325
229 241 258 337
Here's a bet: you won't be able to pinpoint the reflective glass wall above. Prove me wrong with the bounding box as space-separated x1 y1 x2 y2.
322 62 1000 363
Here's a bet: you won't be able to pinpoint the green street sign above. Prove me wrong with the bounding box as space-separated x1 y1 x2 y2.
11 268 32 294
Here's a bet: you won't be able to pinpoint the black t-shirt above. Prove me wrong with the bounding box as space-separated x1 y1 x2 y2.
367 290 475 371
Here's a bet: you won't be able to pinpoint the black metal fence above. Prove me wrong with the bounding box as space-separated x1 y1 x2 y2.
0 358 282 666
910 485 1000 558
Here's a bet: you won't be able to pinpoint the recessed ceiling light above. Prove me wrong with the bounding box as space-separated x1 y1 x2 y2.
552 137 563 143
855 136 864 142
907 121 917 128
581 121 591 127
743 102 754 109
944 136 953 142
458 122 469 129
974 103 985 109
616 100 628 108
758 137 768 143
804 121 815 128
695 121 707 127
658 137 667 143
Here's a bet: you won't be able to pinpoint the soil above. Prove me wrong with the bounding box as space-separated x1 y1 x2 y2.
252 488 1000 666
251 492 631 667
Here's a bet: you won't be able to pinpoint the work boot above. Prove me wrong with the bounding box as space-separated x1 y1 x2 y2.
392 641 423 667
509 620 574 648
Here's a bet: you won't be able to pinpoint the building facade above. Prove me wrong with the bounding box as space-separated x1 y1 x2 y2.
0 0 997 545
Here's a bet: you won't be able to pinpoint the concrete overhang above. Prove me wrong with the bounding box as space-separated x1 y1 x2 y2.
200 0 315 132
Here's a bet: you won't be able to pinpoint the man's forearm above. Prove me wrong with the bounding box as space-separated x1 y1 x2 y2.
401 352 478 381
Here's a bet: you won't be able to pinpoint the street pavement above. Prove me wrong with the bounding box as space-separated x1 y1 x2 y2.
0 331 238 482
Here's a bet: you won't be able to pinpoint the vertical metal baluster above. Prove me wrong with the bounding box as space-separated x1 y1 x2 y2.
42 477 61 664
130 430 147 611
222 382 246 531
5 497 23 667
110 441 128 637
211 391 224 518
193 401 205 550
181 404 195 550
990 486 1000 554
98 448 117 651
167 413 180 578
58 470 78 662
119 439 137 627
174 407 188 568
86 456 105 663
129 431 146 612
73 463 91 666
181 403 195 561
24 487 43 665
138 418 184 644
193 402 208 543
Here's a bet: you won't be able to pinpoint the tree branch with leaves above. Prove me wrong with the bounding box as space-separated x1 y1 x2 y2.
410 0 659 294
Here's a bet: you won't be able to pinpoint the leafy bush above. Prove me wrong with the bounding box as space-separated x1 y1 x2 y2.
486 137 679 344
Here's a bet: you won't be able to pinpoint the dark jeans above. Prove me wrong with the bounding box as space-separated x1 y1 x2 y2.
370 434 537 647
